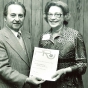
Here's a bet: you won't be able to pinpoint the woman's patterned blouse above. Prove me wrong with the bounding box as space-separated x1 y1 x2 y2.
39 26 87 75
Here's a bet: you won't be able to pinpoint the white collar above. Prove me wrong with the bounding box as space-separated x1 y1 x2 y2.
11 29 21 38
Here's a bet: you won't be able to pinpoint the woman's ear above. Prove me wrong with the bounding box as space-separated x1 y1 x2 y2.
64 13 71 22
43 13 48 23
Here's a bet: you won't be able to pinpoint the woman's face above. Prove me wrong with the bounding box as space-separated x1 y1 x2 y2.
47 6 64 28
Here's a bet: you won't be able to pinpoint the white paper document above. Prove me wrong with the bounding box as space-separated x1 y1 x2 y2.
29 47 59 81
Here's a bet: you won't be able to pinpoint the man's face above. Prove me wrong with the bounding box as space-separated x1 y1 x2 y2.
5 4 25 32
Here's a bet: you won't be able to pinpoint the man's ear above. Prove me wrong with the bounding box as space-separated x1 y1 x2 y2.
4 17 7 22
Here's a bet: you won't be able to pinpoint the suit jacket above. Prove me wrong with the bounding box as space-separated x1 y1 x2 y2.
0 26 32 88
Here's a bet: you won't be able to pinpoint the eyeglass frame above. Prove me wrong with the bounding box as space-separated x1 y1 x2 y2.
47 13 63 18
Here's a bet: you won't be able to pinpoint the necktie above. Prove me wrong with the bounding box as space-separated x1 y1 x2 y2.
17 32 25 50
17 32 21 39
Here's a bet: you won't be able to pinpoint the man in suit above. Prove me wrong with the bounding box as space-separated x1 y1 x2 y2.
0 1 44 88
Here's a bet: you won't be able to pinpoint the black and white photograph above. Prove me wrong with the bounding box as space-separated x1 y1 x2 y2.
0 0 88 88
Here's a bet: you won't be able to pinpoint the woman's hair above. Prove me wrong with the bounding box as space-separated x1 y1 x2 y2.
3 1 26 17
44 1 71 25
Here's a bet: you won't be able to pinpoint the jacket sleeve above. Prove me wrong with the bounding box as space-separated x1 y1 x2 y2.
70 32 87 75
0 39 28 88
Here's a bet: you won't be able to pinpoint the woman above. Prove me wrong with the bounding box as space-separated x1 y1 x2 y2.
39 1 87 88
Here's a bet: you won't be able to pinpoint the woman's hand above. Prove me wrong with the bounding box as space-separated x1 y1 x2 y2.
51 67 72 81
51 69 66 81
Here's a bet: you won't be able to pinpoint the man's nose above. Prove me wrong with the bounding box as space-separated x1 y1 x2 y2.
15 16 20 21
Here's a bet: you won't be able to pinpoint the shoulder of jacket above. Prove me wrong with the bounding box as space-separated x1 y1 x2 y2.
66 27 79 36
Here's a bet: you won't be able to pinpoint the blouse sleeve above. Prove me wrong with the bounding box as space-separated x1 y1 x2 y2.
70 32 87 75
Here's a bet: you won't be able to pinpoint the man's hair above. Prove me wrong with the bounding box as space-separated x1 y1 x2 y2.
3 1 26 17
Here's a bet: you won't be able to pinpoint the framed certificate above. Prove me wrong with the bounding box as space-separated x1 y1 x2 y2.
29 47 59 81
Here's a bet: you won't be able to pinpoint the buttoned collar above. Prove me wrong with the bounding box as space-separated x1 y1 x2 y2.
49 25 66 39
42 25 66 43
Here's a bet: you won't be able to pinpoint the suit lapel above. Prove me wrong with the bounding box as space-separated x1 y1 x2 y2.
2 27 30 67
22 31 33 66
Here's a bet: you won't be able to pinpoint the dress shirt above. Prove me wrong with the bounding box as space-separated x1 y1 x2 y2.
11 29 25 50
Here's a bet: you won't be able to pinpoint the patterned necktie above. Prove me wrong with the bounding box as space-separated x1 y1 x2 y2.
17 32 21 39
17 32 25 50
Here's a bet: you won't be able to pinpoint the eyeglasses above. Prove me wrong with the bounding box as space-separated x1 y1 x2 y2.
47 13 63 18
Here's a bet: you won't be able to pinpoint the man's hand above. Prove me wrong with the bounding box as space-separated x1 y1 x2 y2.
26 76 45 85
